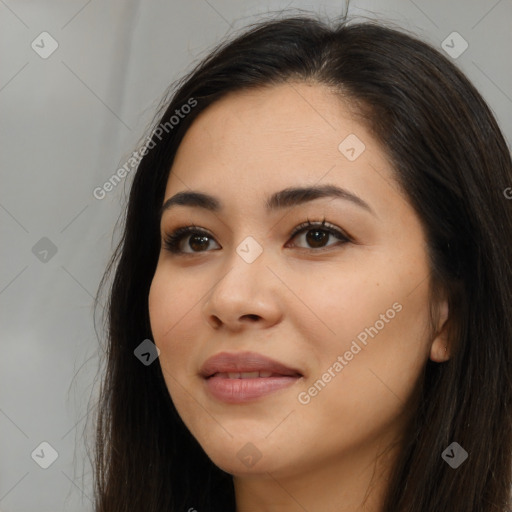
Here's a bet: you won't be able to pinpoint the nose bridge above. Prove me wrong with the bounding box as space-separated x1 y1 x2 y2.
214 236 269 299
202 235 282 327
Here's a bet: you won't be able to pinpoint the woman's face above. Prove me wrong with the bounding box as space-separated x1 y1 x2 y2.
148 83 449 480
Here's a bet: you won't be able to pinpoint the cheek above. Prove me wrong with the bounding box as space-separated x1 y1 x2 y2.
148 268 199 373
345 297 429 408
148 269 205 428
297 294 430 454
290 264 407 354
300 259 431 395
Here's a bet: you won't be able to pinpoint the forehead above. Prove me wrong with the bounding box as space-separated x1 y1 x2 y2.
162 82 403 218
168 83 378 178
176 83 357 158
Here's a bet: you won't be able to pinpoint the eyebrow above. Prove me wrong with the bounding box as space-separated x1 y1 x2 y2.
160 184 376 218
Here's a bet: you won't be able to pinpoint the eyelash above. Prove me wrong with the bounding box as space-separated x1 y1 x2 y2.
162 218 352 255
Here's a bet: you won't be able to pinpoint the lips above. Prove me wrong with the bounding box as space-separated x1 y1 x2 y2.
200 351 302 379
200 351 303 403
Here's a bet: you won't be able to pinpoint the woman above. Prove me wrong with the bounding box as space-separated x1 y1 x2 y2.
93 14 512 512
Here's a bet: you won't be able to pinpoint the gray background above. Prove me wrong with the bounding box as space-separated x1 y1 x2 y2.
1 1 511 510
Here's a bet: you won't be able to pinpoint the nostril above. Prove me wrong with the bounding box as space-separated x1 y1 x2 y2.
244 314 260 321
210 316 222 328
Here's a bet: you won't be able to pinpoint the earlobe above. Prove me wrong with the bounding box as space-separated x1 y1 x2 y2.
429 299 451 363
430 339 450 363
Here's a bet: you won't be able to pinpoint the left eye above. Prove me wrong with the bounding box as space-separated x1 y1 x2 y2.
286 224 349 249
286 220 350 250
162 220 350 254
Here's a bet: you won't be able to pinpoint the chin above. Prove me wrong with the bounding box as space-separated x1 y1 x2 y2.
195 435 284 476
208 451 277 477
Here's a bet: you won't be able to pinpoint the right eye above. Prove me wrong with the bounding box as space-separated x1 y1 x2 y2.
163 225 221 254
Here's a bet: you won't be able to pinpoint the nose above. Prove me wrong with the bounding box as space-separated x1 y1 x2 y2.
201 247 283 331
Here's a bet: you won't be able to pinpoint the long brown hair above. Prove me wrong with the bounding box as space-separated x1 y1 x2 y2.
92 13 512 512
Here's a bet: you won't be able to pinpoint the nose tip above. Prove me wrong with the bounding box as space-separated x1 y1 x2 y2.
202 260 283 331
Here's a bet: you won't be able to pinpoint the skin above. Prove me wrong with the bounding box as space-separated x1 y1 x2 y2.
148 82 451 512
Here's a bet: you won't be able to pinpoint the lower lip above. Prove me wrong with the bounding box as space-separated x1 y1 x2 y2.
203 374 301 403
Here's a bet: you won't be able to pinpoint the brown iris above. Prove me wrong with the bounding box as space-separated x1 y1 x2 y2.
189 235 210 252
306 229 328 248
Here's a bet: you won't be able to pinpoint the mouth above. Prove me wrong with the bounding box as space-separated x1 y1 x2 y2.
199 351 303 379
206 370 301 379
200 351 303 403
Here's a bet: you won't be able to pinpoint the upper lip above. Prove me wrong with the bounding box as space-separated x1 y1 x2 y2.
200 351 303 378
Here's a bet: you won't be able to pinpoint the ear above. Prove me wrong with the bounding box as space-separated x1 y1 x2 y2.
429 299 451 363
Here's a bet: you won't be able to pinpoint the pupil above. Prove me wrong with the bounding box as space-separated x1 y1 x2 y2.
306 230 327 248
